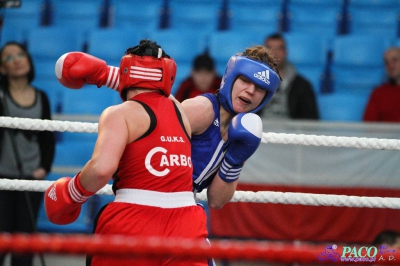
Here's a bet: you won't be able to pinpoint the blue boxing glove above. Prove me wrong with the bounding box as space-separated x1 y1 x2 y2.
218 113 263 183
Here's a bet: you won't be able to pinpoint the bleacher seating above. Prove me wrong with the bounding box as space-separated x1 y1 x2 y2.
61 87 119 116
26 26 85 60
331 34 391 95
228 0 283 32
168 0 222 32
0 26 24 46
26 26 86 107
348 0 400 9
32 79 65 114
283 32 331 94
2 1 44 34
53 141 95 167
51 1 104 31
317 92 369 122
286 0 344 37
110 0 163 31
347 8 400 37
86 28 148 67
208 29 266 74
147 29 209 94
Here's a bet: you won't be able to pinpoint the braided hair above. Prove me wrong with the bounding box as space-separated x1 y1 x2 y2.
125 39 170 59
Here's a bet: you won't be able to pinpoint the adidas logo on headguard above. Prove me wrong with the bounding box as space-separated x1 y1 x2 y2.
254 70 270 85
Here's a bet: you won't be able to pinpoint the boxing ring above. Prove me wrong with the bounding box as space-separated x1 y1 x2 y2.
0 116 399 264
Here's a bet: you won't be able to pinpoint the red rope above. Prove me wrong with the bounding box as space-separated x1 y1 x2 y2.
0 233 396 264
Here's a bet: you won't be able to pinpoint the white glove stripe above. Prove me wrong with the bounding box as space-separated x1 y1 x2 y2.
106 66 120 90
220 160 242 174
225 174 240 180
68 178 90 203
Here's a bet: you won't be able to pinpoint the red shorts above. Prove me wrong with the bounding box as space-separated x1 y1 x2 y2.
90 195 209 266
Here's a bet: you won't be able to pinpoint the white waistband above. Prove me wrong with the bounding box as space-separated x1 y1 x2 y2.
114 188 196 208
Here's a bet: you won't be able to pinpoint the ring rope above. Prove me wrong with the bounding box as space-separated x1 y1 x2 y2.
2 179 399 209
1 233 398 264
1 117 400 150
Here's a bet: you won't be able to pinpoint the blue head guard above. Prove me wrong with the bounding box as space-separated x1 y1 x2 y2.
217 55 281 114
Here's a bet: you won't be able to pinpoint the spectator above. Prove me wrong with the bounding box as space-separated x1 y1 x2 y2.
174 52 222 102
259 33 319 120
0 41 55 266
363 47 400 122
373 230 400 248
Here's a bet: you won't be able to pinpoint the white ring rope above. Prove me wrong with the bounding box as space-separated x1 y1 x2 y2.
1 117 400 150
0 117 97 133
1 179 400 209
1 117 399 209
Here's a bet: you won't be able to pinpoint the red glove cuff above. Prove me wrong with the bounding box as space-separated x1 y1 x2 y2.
68 172 94 203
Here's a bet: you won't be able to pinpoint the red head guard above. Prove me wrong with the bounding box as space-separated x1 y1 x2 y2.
118 53 176 101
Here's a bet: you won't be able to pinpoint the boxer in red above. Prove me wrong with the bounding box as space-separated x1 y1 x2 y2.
45 40 208 266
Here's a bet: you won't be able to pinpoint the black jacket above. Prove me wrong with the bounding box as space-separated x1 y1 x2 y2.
287 75 319 120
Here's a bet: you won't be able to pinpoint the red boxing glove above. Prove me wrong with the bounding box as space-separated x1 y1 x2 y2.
55 52 119 90
45 173 94 225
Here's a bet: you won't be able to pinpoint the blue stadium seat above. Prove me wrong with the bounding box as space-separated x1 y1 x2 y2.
27 26 85 61
347 8 399 37
33 60 58 83
208 30 266 74
229 1 283 32
317 93 369 122
331 34 391 94
332 69 384 95
169 0 222 32
53 141 94 167
0 26 25 46
348 0 400 9
287 1 343 37
86 28 148 66
2 1 44 33
110 0 162 31
31 79 65 114
62 131 98 144
284 32 331 68
27 27 85 103
283 32 331 94
148 29 208 66
51 1 104 31
61 87 117 115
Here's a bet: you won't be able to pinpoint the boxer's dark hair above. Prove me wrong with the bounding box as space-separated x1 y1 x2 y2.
126 39 170 58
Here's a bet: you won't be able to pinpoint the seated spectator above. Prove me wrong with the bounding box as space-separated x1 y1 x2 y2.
373 230 400 248
363 47 400 122
259 33 319 120
174 52 222 102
